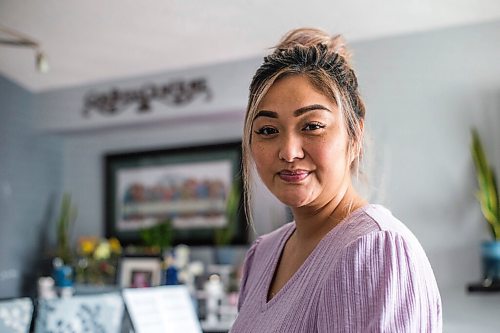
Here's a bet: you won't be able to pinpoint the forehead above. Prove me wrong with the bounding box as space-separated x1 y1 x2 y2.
257 74 336 112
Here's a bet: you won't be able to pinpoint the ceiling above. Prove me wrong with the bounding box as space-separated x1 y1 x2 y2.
1 0 500 93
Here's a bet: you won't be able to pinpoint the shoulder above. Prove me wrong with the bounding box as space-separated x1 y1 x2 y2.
323 205 439 298
317 206 442 330
241 222 293 260
241 222 293 271
337 204 422 250
333 204 430 268
362 204 415 234
243 221 294 262
321 204 439 293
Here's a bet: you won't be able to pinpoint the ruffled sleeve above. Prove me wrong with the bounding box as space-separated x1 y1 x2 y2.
317 230 442 332
237 236 262 311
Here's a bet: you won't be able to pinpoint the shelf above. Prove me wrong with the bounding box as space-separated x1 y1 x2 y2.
467 282 500 293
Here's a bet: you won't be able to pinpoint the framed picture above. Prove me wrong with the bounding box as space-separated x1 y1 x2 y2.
118 256 162 288
104 141 246 246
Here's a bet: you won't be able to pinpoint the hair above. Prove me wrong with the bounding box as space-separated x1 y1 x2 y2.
242 27 366 226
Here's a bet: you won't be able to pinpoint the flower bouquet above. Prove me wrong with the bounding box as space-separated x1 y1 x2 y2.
74 237 122 285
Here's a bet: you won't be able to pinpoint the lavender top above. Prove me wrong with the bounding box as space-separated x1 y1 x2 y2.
230 204 442 332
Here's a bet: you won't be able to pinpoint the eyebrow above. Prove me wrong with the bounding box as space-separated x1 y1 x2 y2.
253 104 332 120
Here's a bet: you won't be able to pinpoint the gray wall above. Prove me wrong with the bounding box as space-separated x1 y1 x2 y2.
0 76 62 298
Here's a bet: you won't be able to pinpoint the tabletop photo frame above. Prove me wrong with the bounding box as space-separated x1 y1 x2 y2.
104 141 246 246
118 256 162 288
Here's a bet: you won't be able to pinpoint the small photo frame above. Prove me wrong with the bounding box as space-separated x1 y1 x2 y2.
119 257 162 288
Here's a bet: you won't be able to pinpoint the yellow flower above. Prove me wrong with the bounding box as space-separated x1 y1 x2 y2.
93 241 111 260
109 237 122 254
79 237 97 255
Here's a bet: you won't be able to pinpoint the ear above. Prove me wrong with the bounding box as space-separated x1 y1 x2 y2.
357 120 365 157
349 119 364 164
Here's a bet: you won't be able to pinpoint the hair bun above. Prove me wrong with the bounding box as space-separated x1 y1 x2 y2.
275 27 352 65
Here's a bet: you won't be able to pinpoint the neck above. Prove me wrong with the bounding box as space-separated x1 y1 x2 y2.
290 185 366 243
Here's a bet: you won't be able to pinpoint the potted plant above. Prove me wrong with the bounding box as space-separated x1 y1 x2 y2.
55 193 77 265
139 219 174 256
471 128 500 285
50 193 78 290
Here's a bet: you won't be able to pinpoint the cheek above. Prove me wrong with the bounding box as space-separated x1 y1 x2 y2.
251 144 273 172
310 139 348 170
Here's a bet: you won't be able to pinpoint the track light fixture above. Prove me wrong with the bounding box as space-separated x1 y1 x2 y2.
35 50 49 73
0 24 49 73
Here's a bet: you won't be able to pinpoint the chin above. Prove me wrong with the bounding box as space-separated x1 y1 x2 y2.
276 194 311 208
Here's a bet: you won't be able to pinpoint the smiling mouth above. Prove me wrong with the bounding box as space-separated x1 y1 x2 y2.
277 170 310 183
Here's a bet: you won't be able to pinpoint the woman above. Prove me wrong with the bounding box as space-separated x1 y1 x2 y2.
230 28 442 332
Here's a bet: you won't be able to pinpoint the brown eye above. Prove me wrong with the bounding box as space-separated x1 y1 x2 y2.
302 122 326 131
254 126 279 136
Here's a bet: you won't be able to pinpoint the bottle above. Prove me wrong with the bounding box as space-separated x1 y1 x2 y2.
53 257 74 297
37 276 57 299
163 253 178 285
204 274 224 325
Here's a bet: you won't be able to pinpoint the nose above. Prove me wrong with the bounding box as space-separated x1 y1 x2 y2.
278 134 304 162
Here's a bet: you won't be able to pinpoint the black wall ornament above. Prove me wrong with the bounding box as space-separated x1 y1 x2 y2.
82 78 212 117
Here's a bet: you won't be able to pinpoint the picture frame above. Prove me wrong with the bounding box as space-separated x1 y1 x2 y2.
118 256 162 288
104 141 246 246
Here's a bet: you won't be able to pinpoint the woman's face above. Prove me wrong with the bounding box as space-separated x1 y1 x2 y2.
250 75 353 208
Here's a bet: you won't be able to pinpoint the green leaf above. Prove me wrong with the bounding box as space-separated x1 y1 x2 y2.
214 181 241 246
56 193 77 264
140 219 173 253
471 129 500 240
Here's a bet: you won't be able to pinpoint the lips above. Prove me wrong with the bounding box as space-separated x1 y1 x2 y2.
278 169 310 183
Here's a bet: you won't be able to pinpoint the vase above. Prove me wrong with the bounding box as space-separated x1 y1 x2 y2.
481 241 500 285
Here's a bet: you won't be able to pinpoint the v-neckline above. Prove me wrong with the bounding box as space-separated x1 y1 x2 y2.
262 223 296 310
261 204 370 311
